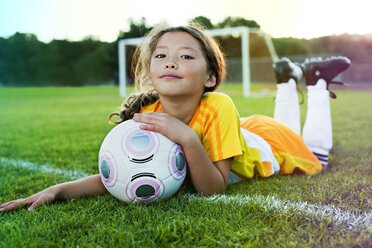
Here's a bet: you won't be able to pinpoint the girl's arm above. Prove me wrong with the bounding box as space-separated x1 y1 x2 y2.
0 174 107 212
133 112 232 195
182 134 233 194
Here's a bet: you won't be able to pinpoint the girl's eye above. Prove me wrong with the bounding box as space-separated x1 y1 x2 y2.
181 55 193 60
155 54 166 58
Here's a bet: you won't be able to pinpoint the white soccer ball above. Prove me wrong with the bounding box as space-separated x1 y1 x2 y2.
98 119 187 204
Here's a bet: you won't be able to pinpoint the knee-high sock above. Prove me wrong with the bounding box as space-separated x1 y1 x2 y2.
274 79 301 135
302 79 332 166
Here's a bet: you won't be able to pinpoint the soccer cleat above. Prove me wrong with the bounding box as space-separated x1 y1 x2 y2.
300 56 351 98
273 57 303 84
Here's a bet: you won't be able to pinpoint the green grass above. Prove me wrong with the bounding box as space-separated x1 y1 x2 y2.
0 84 371 247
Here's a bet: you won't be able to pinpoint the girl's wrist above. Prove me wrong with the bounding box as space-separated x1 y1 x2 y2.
180 129 200 149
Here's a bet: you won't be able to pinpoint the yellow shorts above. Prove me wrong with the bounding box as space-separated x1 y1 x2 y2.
240 115 322 175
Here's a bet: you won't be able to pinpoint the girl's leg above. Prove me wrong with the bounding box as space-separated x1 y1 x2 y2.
274 79 301 134
301 57 351 168
302 79 332 167
273 58 303 135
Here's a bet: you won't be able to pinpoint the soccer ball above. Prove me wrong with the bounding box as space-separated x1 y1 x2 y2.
98 119 187 204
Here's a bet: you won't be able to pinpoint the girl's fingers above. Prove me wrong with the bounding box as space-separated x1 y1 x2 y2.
23 195 38 205
0 200 24 212
133 112 167 124
0 203 12 212
133 113 167 132
28 198 43 211
0 196 38 212
1 199 25 208
28 195 55 211
139 123 164 133
0 191 55 212
0 200 18 208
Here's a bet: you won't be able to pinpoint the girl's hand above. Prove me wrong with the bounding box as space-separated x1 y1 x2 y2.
0 187 58 212
0 175 107 212
133 112 231 194
133 112 195 145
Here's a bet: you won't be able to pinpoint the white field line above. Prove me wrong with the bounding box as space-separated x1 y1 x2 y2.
1 156 371 230
184 194 372 230
0 157 90 180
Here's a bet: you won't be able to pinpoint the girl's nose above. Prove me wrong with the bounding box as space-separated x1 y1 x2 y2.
165 61 178 69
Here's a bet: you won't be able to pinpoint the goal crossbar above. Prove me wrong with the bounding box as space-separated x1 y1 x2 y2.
118 26 277 98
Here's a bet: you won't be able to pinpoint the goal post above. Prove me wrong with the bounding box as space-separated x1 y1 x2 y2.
118 26 278 98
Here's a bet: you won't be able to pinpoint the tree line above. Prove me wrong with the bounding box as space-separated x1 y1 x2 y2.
0 16 371 86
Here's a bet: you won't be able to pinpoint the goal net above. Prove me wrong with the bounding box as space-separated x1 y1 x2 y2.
118 26 278 98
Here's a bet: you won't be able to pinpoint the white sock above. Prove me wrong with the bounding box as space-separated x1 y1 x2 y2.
302 79 332 166
274 79 301 135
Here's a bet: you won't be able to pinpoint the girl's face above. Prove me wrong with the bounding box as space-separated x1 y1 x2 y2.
149 31 215 99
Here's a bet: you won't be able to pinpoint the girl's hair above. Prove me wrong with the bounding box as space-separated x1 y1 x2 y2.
110 22 226 124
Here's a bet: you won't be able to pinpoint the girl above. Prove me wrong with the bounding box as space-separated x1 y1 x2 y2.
0 23 350 212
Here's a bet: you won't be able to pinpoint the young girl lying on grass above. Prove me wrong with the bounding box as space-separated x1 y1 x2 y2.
0 23 350 212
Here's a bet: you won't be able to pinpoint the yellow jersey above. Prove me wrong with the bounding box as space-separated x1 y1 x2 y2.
141 92 322 179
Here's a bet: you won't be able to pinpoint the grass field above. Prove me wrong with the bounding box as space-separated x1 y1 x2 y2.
0 84 371 247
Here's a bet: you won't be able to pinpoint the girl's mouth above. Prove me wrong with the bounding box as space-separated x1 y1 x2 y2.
161 73 181 79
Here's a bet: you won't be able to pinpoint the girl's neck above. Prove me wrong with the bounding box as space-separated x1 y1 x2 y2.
159 94 203 125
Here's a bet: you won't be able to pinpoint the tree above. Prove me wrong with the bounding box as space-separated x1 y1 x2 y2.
4 33 44 85
189 16 214 29
74 42 116 85
216 16 260 29
2 16 370 87
118 17 153 39
0 37 10 85
272 38 312 56
303 34 369 61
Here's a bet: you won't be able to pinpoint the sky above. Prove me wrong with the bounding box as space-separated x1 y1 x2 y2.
0 0 370 42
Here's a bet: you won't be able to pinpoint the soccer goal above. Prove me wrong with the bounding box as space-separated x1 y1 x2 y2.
118 26 278 98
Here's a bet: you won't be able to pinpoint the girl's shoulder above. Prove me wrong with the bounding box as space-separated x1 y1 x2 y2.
141 99 161 113
199 92 239 119
201 92 236 107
